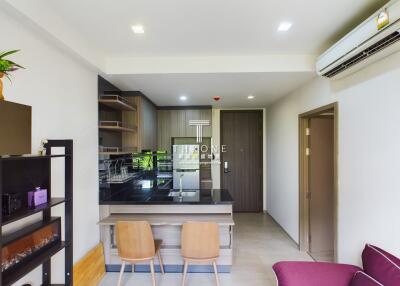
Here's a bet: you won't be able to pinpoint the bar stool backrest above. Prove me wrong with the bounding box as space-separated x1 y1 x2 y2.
181 222 220 260
116 221 156 260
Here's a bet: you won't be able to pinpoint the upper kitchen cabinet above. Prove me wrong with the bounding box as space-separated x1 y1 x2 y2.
121 92 158 152
185 109 212 138
157 108 212 151
170 109 186 138
157 110 171 152
200 109 212 137
185 109 201 137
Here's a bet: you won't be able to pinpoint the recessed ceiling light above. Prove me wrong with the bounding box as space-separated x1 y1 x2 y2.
277 22 292 32
247 95 255 100
179 95 188 101
131 25 145 34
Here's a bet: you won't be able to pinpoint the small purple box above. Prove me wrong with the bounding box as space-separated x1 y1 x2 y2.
28 188 48 207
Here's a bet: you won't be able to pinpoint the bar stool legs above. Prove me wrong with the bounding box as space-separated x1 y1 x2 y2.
181 222 221 286
212 260 220 286
182 260 189 286
117 261 126 286
115 221 165 286
181 259 220 286
157 250 165 274
150 259 156 286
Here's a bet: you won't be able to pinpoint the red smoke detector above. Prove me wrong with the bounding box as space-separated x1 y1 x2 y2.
213 96 221 101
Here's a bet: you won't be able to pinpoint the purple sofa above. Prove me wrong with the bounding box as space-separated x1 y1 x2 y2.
273 244 400 286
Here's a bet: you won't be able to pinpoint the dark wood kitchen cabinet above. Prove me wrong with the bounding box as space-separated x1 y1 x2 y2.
157 108 212 151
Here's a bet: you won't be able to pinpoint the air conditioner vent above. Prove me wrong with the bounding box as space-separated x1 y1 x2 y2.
323 31 400 78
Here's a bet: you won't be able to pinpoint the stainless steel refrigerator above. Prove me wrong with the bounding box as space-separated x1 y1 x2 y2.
173 144 200 189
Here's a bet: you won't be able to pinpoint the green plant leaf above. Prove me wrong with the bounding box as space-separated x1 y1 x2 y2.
0 50 20 59
4 73 12 82
5 60 25 69
0 50 24 75
0 60 13 72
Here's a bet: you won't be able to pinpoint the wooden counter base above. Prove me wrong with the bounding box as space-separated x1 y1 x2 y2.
99 204 234 273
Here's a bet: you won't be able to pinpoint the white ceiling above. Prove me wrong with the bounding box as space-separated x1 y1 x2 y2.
6 0 389 107
49 0 386 57
108 72 315 107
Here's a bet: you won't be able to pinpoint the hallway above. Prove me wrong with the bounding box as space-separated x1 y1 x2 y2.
100 213 313 286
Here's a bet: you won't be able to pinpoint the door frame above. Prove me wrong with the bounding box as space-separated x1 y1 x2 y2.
299 102 338 261
220 110 264 212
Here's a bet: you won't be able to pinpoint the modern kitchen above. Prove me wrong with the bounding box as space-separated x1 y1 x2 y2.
97 76 239 277
3 1 400 285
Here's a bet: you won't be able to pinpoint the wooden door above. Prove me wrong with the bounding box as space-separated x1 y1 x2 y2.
221 111 263 212
309 117 334 259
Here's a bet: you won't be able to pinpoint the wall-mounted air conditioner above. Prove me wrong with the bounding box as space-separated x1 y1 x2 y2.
316 0 400 79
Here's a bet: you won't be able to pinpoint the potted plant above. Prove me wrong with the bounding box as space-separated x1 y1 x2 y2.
0 50 24 101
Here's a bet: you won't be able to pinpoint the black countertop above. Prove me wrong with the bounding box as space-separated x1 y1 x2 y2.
99 183 234 205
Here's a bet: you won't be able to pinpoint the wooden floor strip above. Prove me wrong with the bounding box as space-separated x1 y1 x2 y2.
73 243 106 286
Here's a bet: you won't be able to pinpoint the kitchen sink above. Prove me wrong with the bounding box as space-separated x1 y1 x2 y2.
168 191 198 197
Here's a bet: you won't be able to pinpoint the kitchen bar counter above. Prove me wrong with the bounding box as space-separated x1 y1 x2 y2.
99 213 235 226
99 186 235 273
100 185 234 205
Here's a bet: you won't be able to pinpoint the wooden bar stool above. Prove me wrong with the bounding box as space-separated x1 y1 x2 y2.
115 221 164 286
181 222 220 286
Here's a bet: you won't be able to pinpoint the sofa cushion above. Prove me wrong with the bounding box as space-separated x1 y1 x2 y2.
350 271 383 286
362 244 400 286
273 261 361 286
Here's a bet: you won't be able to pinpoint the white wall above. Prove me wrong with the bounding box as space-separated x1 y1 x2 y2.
1 9 99 285
267 52 400 265
212 108 267 210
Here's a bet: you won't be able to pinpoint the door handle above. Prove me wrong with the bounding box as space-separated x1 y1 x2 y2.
224 161 231 173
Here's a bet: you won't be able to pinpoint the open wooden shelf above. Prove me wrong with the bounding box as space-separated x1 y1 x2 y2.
99 95 136 111
99 126 136 132
2 198 66 226
98 79 139 161
99 151 133 156
99 146 136 156
99 121 137 133
2 242 66 286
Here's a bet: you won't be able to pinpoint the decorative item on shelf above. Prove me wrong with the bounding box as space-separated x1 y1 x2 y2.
2 192 25 216
38 139 48 155
28 187 48 207
0 50 25 101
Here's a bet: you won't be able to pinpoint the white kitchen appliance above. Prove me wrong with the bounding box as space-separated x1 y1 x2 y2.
316 0 400 79
173 144 200 189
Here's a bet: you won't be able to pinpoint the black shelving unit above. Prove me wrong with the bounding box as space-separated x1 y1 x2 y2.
0 139 73 286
